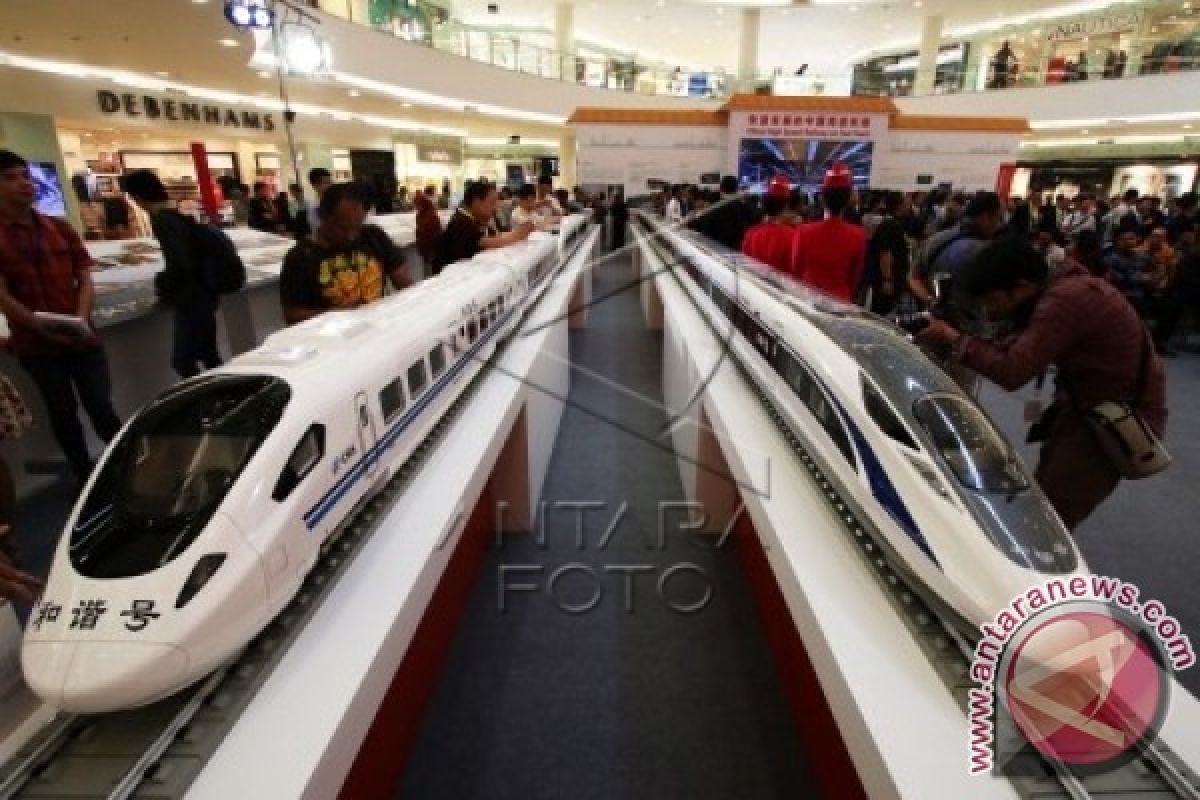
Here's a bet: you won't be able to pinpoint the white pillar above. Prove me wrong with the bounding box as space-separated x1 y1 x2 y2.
738 9 761 87
559 133 577 188
555 1 575 56
914 14 944 96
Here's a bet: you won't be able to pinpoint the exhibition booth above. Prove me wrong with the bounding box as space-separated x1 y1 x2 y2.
570 95 1030 197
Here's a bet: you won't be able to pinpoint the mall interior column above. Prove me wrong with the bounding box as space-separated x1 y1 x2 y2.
914 14 944 95
738 8 761 90
555 1 575 58
559 132 577 189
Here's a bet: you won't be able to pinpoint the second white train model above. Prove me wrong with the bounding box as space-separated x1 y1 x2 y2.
23 219 587 713
638 213 1086 636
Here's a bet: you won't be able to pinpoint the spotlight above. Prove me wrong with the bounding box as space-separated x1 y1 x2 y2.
224 0 274 30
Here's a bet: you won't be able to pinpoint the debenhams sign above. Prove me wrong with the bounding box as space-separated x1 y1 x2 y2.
96 90 277 132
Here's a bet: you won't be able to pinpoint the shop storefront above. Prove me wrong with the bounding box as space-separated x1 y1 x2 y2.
1012 157 1200 200
853 0 1200 93
852 44 968 97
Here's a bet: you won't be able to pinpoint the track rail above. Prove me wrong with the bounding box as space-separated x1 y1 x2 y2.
635 215 1200 800
0 225 598 800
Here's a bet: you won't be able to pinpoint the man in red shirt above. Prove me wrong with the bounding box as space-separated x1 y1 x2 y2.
0 150 121 484
788 163 866 302
919 239 1166 529
741 175 795 274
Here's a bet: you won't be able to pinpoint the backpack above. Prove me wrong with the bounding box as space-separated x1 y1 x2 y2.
191 221 247 295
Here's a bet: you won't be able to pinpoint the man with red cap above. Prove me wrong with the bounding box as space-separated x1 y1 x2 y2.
741 175 796 274
789 163 866 302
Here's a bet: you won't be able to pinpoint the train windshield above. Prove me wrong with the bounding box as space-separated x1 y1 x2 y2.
70 375 291 579
913 395 1029 494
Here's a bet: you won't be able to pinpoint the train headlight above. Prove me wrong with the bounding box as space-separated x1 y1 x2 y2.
176 554 228 609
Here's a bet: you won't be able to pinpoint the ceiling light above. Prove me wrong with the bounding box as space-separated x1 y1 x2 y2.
402 102 413 107
192 0 211 4
913 0 923 6
348 89 361 96
219 38 240 47
155 70 170 77
1081 129 1089 134
1185 124 1195 129
257 69 271 77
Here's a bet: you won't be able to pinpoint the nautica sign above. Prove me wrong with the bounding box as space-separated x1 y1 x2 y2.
1046 11 1143 42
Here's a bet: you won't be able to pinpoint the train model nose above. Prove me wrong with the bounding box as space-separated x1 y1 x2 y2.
23 641 189 713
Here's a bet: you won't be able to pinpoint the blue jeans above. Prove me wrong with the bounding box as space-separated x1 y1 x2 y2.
20 348 122 481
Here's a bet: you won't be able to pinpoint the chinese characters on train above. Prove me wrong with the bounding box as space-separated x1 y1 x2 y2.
31 599 162 633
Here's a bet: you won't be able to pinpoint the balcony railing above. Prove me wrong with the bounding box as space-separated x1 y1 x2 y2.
852 54 1200 98
314 1 735 98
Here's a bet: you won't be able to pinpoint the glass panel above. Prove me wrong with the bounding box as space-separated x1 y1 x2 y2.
408 360 429 397
273 424 326 502
380 378 405 422
429 344 447 378
862 378 918 450
70 375 291 579
914 395 1029 493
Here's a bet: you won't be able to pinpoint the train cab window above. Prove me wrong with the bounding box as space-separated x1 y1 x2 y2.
429 345 447 379
914 396 1029 493
408 360 429 398
380 378 405 423
273 424 326 502
69 375 291 579
862 379 918 450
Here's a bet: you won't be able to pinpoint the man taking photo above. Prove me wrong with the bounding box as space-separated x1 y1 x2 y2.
918 238 1167 530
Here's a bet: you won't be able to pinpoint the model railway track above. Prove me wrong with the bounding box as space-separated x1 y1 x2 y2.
635 216 1200 800
0 226 598 800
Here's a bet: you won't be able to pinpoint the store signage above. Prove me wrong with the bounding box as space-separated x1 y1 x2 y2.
1045 10 1143 42
96 90 277 132
741 112 874 140
416 143 462 165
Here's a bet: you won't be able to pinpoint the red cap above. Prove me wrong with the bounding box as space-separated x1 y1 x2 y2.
822 162 853 191
767 174 792 199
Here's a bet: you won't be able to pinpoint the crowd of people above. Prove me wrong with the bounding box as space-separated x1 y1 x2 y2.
654 170 1190 531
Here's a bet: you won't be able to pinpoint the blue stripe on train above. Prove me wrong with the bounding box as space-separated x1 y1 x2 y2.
302 302 516 531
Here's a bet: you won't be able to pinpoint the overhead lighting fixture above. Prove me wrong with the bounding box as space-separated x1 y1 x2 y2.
257 69 271 78
348 89 361 96
219 38 240 47
224 0 273 30
155 70 170 77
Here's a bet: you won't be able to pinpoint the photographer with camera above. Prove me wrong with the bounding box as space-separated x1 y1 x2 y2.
917 238 1168 530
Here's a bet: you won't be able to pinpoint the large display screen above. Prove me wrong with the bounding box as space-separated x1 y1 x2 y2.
30 161 67 218
738 138 874 194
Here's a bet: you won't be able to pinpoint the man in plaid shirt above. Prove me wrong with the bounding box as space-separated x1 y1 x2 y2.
0 150 121 484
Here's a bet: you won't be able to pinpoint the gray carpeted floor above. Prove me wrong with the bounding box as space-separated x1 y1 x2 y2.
397 251 817 799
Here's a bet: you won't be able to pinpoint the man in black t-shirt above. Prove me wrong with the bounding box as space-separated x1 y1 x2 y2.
279 183 414 325
865 192 912 314
432 181 534 273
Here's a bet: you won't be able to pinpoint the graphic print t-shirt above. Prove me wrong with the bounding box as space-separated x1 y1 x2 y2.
279 224 402 313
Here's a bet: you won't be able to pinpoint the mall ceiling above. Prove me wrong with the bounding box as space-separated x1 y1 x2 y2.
451 0 1094 73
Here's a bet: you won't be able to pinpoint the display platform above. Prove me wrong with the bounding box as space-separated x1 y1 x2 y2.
632 219 1200 800
184 221 600 799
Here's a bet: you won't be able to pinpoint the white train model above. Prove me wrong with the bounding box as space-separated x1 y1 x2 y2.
23 219 586 713
638 214 1087 636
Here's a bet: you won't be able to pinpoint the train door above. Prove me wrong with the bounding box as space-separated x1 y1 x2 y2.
355 391 378 478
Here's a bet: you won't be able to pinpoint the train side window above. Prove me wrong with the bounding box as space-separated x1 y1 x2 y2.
429 344 446 379
862 378 918 450
273 424 326 502
479 311 490 332
467 318 479 343
379 378 405 424
408 360 429 398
